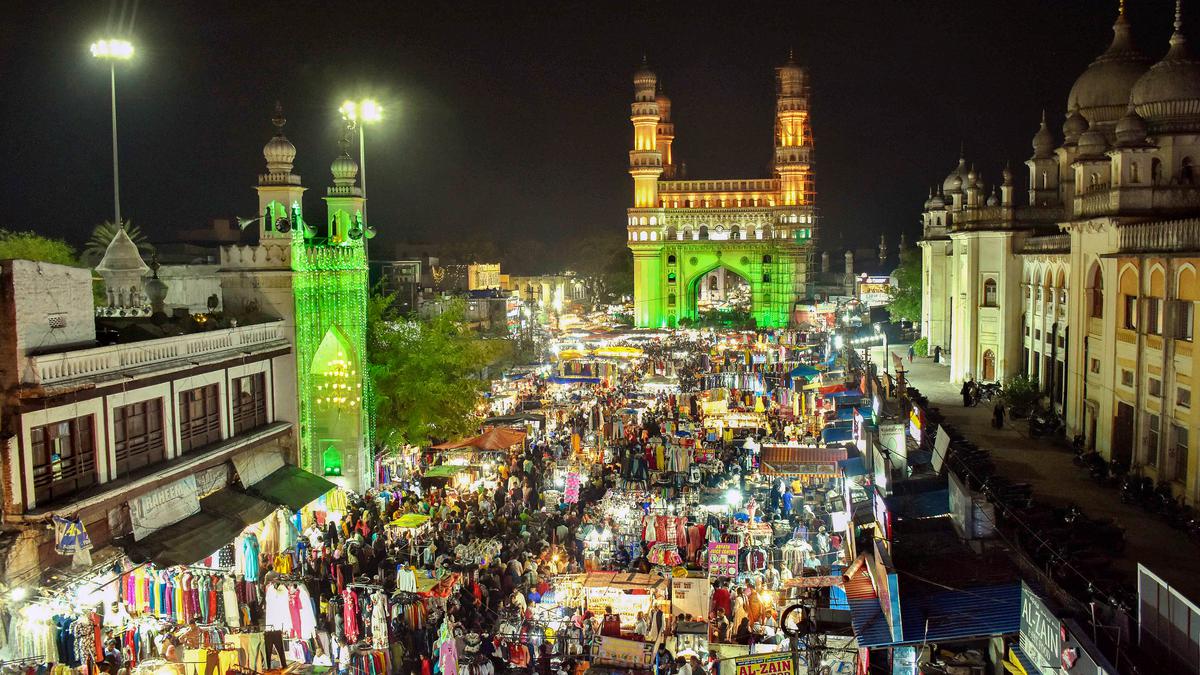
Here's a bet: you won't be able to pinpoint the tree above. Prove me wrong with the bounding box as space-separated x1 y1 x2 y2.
368 293 511 449
83 221 155 266
887 248 922 322
0 229 81 266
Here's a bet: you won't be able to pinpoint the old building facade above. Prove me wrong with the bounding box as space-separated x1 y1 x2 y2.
920 2 1200 503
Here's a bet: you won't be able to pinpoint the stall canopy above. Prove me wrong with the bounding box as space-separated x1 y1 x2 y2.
432 426 526 450
822 426 854 443
761 446 849 477
118 488 275 568
789 364 822 379
248 465 338 511
391 513 432 528
483 412 546 426
583 571 668 594
424 464 469 479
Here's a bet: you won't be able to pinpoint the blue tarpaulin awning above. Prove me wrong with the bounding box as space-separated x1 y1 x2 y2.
789 364 821 378
822 427 854 443
839 457 868 477
833 407 856 420
827 388 864 399
849 582 1021 647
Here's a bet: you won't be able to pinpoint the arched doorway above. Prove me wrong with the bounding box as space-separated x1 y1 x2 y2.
687 266 752 327
981 349 996 381
310 325 364 479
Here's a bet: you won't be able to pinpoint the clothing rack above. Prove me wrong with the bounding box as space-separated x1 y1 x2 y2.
0 657 45 667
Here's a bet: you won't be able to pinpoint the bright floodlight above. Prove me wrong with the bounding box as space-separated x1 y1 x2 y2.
360 99 382 122
341 99 382 124
91 39 134 60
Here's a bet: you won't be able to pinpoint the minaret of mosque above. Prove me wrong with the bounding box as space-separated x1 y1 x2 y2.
656 84 676 179
773 50 812 207
256 102 307 240
323 136 366 245
629 59 664 208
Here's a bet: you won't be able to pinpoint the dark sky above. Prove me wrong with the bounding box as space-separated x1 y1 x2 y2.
0 0 1184 265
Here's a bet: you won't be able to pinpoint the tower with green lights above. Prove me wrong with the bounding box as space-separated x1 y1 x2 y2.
626 56 816 329
223 105 374 493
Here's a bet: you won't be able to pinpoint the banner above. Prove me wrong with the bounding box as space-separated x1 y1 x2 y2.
233 447 285 487
195 464 229 497
708 542 739 577
130 475 200 541
782 575 841 589
594 636 654 668
733 652 793 675
671 576 711 619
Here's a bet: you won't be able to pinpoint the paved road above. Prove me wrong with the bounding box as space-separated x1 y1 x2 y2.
872 345 1200 602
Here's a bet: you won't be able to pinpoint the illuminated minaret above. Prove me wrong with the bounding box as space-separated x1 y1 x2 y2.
773 51 812 206
256 102 306 240
629 60 664 208
656 86 676 179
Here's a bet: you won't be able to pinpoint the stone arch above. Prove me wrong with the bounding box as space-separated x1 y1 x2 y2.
1088 260 1105 318
1148 264 1166 298
1177 263 1199 301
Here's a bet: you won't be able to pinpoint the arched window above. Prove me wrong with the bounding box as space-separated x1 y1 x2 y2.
667 272 676 284
649 216 657 226
1183 157 1195 185
1090 264 1104 318
649 231 657 241
762 273 771 283
982 349 996 381
668 293 676 306
1131 162 1140 184
667 254 676 264
1152 158 1163 184
763 254 773 264
983 278 998 307
639 231 648 241
1041 171 1048 189
699 226 709 240
666 226 677 241
731 225 741 240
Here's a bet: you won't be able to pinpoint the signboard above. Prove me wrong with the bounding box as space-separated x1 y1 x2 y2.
671 576 711 619
932 425 951 474
782 575 841 589
594 636 654 668
129 475 200 541
733 652 793 675
195 464 229 498
858 279 891 308
233 447 285 487
1020 583 1061 671
708 542 739 577
869 540 902 642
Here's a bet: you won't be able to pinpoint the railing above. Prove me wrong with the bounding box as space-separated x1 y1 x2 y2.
659 178 780 193
1119 219 1200 253
27 322 287 386
1077 189 1115 218
1017 234 1070 254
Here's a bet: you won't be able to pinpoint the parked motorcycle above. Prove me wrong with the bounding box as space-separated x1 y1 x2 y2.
1029 409 1064 437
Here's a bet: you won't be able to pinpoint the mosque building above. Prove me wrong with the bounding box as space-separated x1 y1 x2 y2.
920 1 1200 503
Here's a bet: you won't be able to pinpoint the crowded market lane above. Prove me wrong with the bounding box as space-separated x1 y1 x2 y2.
877 344 1200 602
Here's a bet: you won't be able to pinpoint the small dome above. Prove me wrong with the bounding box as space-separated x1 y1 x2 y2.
1130 3 1200 134
263 102 296 173
986 191 999 207
1002 165 1014 185
1115 104 1150 146
942 156 969 193
1078 128 1110 158
331 152 359 185
1063 107 1090 143
1067 5 1151 128
656 91 672 122
966 167 978 187
1032 112 1056 158
929 191 946 208
633 57 656 88
95 227 150 275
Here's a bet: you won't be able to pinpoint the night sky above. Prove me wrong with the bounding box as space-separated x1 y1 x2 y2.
0 0 1184 268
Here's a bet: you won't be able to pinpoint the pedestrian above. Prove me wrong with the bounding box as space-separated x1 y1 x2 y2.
960 379 972 407
933 345 942 363
993 401 1005 429
908 345 915 362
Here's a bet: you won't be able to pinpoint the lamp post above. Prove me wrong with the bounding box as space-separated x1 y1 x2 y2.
338 99 383 221
90 38 134 227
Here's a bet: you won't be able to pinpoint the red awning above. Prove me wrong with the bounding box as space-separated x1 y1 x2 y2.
431 427 527 450
818 383 848 395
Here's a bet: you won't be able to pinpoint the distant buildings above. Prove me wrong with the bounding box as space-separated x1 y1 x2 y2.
920 3 1200 502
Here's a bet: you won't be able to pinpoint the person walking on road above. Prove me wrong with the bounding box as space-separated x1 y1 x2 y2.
992 402 1005 429
908 345 915 362
933 345 942 363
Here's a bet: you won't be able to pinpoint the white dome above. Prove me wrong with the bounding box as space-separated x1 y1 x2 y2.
1077 128 1110 158
263 102 296 174
1032 112 1056 158
1131 6 1200 134
1067 7 1150 128
942 156 969 193
331 152 359 186
1115 104 1150 146
95 227 149 275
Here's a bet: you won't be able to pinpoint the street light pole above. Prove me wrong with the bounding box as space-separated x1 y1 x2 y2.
91 38 134 226
108 62 121 226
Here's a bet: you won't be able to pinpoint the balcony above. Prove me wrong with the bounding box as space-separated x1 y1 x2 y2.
659 178 780 193
25 321 289 389
1016 234 1070 255
1118 219 1200 253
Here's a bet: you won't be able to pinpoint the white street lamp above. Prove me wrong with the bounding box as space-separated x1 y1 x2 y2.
339 99 384 222
90 38 134 227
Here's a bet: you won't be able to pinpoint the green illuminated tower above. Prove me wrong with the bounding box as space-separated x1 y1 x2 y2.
290 135 374 492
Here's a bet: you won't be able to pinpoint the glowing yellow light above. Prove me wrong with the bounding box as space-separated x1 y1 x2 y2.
360 100 382 122
91 39 134 60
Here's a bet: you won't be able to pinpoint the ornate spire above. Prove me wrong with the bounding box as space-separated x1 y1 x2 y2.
1170 0 1187 51
271 101 286 135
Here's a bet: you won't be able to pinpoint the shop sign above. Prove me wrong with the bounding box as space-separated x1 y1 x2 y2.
733 651 793 675
931 425 951 474
195 464 229 498
233 447 285 487
783 575 841 588
878 423 906 467
671 576 711 619
129 475 200 541
708 542 739 577
1019 583 1061 671
594 636 655 668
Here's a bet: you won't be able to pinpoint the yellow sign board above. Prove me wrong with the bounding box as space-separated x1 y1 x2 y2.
733 653 793 675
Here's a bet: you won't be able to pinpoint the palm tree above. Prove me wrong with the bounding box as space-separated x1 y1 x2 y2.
83 220 155 266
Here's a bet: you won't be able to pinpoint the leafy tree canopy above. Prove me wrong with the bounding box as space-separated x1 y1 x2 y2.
368 293 511 449
0 229 81 266
887 248 922 322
